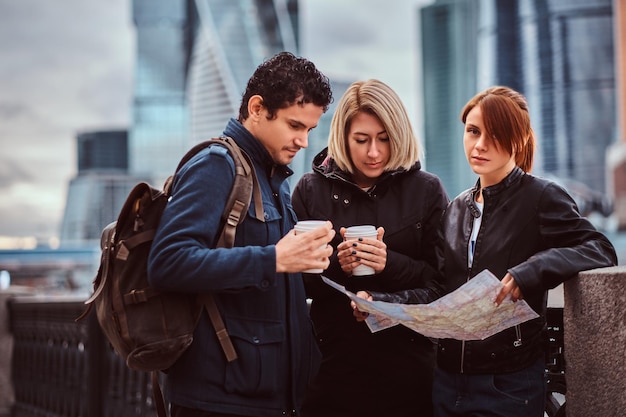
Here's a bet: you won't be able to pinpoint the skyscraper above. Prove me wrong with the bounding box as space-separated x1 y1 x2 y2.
131 0 301 187
130 0 191 186
521 0 614 196
60 130 145 244
59 0 304 245
420 0 615 204
420 0 479 198
607 0 626 228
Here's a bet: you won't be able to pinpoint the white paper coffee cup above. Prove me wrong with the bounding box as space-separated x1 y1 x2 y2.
344 225 377 276
294 220 327 273
294 220 327 233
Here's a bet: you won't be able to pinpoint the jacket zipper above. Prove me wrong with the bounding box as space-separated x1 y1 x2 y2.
514 325 522 347
462 193 478 374
462 203 475 374
460 340 466 373
460 271 471 373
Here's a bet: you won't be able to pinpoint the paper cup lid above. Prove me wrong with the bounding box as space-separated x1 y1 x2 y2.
344 225 377 237
294 220 327 231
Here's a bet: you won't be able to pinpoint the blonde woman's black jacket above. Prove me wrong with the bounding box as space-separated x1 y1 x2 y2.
292 148 449 417
374 167 617 374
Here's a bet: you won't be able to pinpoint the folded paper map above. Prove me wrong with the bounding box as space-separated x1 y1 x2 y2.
322 269 539 340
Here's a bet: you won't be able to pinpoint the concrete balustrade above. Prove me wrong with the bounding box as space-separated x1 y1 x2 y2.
0 288 34 417
0 292 14 417
564 266 626 416
1 267 625 416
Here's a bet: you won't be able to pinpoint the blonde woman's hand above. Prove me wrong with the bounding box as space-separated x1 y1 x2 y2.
337 227 387 275
351 290 372 322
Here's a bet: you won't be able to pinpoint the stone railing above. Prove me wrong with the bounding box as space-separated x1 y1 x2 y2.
1 292 158 417
564 266 626 416
1 265 624 416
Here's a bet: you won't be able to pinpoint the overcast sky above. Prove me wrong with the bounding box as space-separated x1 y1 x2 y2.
0 0 432 245
0 0 133 244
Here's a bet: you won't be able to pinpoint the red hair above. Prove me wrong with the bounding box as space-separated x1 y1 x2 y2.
460 86 535 173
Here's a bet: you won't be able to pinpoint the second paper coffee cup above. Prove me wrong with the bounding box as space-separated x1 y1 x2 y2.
344 225 378 276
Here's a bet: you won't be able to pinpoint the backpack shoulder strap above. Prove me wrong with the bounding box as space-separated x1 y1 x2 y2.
199 137 263 362
76 221 117 320
164 136 264 232
168 136 264 363
211 136 264 247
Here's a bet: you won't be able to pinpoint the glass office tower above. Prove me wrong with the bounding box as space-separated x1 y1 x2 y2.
130 0 190 186
60 0 302 244
187 0 299 144
131 0 300 187
420 0 615 202
421 0 480 198
60 130 145 244
520 0 614 195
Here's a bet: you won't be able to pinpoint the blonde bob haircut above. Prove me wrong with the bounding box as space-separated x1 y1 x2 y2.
327 79 421 174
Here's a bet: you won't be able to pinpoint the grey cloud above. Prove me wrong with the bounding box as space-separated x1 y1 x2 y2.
0 201 61 237
0 0 434 239
76 64 132 124
0 102 28 120
0 0 131 238
0 157 35 189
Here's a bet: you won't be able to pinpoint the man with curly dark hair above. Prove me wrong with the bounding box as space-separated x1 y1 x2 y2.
238 51 333 121
148 51 335 417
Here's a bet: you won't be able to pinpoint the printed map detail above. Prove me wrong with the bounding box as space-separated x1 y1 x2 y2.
321 269 540 340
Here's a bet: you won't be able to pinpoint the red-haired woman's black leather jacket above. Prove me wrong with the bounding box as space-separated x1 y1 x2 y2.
374 167 617 374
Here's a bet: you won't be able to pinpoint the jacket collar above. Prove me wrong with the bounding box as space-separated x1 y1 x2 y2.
223 118 293 179
465 166 525 217
310 147 420 189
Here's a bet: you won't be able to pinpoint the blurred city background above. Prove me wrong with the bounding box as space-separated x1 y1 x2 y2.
0 0 625 295
1 1 625 416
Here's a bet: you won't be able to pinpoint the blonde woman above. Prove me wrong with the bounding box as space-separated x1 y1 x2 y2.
292 79 448 417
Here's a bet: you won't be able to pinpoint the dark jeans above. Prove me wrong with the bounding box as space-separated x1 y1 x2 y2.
432 358 546 417
170 404 253 417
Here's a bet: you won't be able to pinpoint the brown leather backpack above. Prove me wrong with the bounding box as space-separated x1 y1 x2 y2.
78 136 263 415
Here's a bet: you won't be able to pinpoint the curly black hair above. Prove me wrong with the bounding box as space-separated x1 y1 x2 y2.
238 51 333 121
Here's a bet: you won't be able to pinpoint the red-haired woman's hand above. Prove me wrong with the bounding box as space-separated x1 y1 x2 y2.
495 273 524 306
